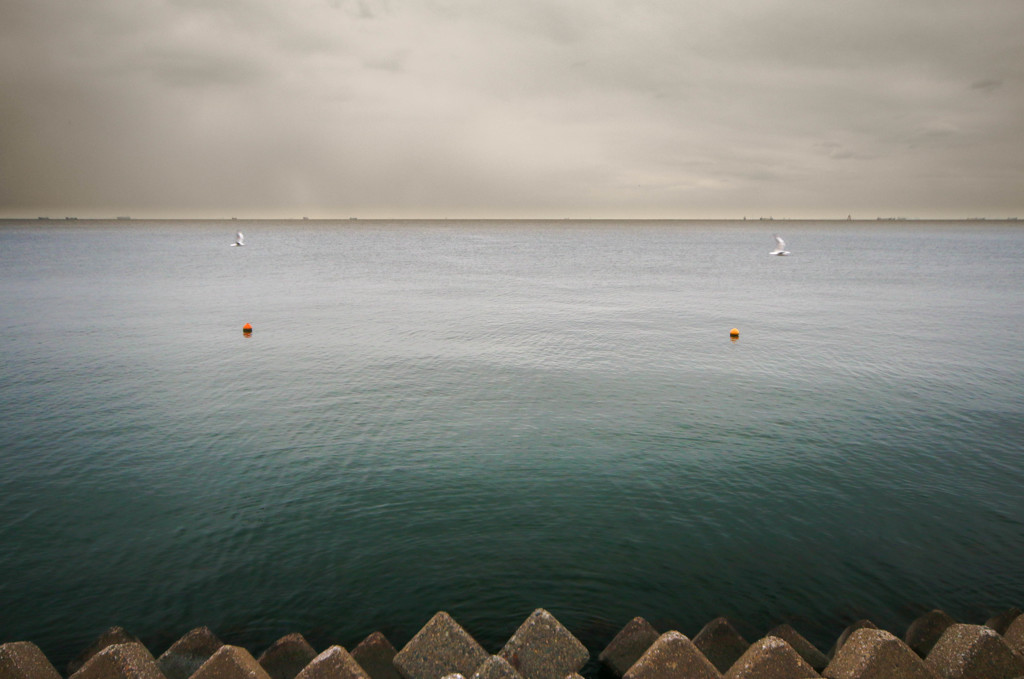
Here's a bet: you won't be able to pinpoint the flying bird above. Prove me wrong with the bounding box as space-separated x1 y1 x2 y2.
769 234 790 256
231 231 244 247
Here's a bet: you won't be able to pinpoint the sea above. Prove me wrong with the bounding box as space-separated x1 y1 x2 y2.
1 219 1022 669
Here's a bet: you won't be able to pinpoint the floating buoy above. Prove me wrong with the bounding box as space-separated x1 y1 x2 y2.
242 323 252 335
730 327 739 338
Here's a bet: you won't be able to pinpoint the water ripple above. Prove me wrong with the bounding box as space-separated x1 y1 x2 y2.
1 221 1023 663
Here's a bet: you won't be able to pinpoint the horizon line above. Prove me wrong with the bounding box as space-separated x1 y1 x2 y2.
3 215 1021 223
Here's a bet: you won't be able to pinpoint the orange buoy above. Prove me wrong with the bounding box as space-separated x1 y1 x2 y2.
729 327 739 338
242 323 252 334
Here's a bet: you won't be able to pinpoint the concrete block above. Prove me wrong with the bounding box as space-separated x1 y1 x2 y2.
69 642 165 679
0 642 61 679
351 633 401 679
693 618 749 674
764 625 828 671
823 628 938 679
925 624 1024 679
393 612 489 679
67 627 141 676
498 609 588 679
258 634 318 679
622 631 721 679
295 646 370 679
157 627 224 679
193 645 273 679
827 621 878 660
904 611 956 659
984 608 1022 636
1002 615 1024 655
723 636 818 679
471 656 522 679
598 617 660 677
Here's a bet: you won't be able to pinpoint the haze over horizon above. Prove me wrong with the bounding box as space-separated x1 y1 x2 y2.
2 0 1023 220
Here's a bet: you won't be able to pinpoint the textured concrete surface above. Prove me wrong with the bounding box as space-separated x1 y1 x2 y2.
351 633 401 679
393 612 489 679
598 617 659 678
469 656 521 679
622 631 721 679
1002 615 1024 656
924 624 1024 679
823 629 938 679
692 618 749 674
66 627 141 676
498 609 588 679
904 611 956 660
763 625 827 672
257 634 318 679
7 606 1024 679
68 643 164 679
294 646 369 679
827 621 878 661
722 636 817 679
193 646 272 679
0 642 62 679
157 627 224 679
983 608 1021 636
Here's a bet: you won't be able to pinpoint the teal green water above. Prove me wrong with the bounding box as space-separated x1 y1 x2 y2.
1 220 1022 666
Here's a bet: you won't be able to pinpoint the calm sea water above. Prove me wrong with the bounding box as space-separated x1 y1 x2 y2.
1 220 1022 668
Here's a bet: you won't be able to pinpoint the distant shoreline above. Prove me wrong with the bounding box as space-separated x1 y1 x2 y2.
1 216 1021 224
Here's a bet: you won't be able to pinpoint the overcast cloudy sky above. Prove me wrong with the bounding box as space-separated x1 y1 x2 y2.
2 0 1022 219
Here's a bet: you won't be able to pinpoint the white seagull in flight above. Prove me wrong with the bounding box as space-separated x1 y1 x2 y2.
769 234 790 256
231 231 244 247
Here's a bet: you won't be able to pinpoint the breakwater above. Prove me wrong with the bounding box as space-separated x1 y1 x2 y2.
3 607 1023 679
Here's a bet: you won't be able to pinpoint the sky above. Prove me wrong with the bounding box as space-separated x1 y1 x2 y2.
1 0 1022 220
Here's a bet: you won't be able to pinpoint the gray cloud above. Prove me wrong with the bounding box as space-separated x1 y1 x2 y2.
971 79 1003 92
2 0 1022 218
143 50 268 88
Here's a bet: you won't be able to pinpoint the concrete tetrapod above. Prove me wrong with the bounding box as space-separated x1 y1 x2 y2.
351 632 402 679
983 608 1021 636
924 624 1024 679
0 642 62 679
498 609 588 679
258 634 318 679
157 627 225 679
471 656 523 679
903 611 956 659
827 622 877 661
763 625 828 671
295 646 370 679
68 642 164 679
393 612 489 679
823 629 938 679
66 627 141 676
1002 615 1024 656
693 618 750 675
598 617 660 678
193 645 273 679
622 631 722 679
722 636 818 679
